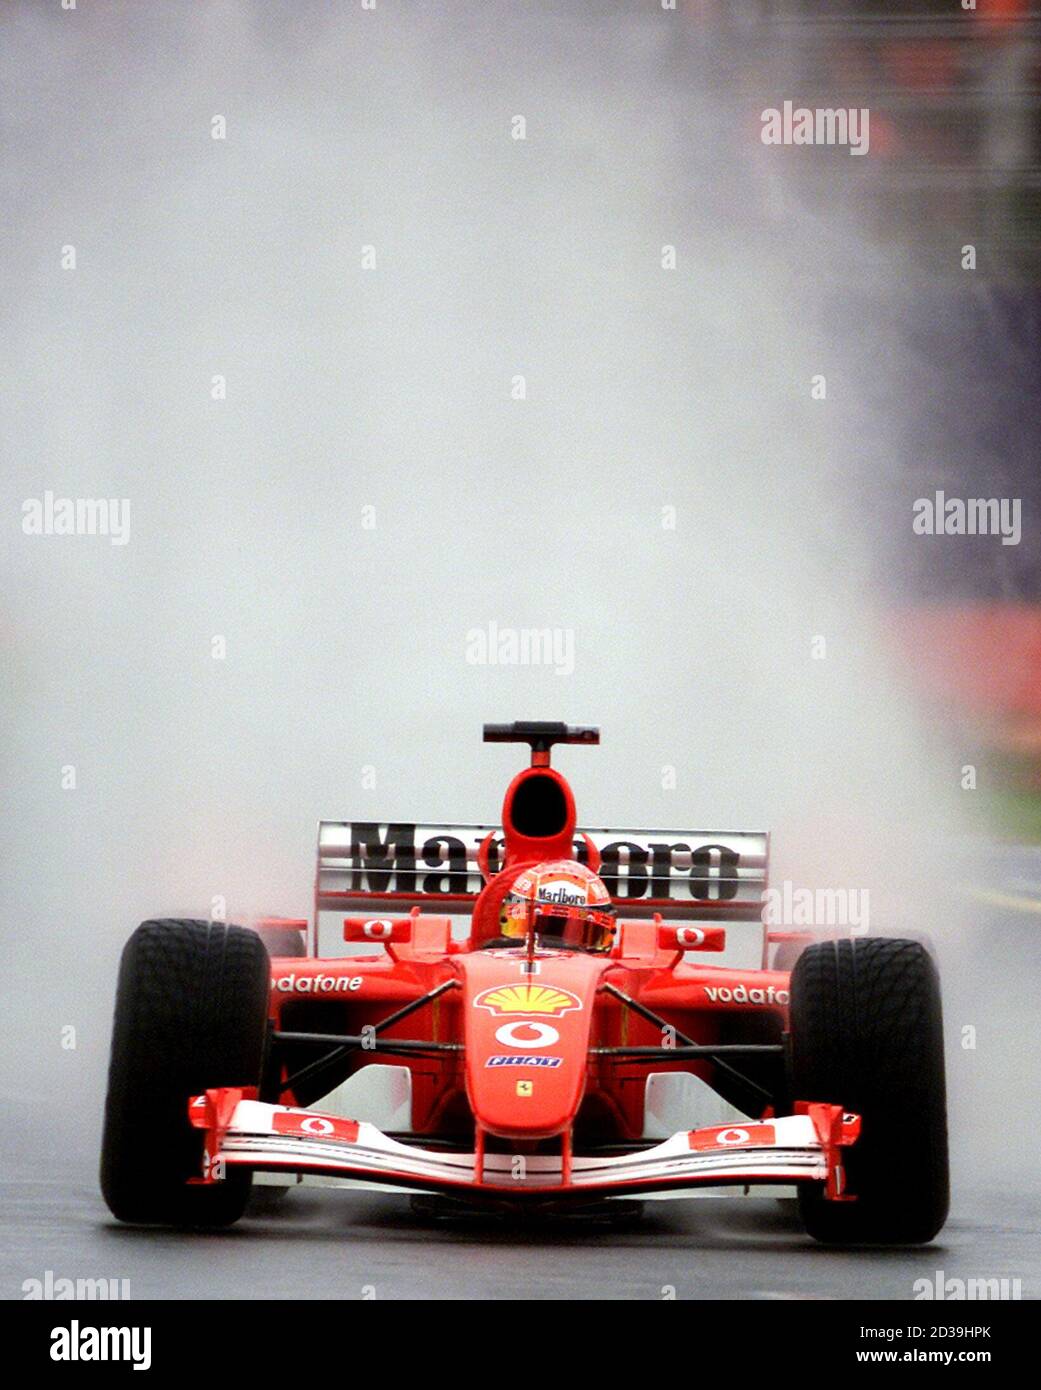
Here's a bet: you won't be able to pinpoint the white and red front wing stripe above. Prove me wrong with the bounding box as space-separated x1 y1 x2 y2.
189 1093 860 1200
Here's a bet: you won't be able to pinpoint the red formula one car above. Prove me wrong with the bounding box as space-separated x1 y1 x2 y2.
100 722 949 1244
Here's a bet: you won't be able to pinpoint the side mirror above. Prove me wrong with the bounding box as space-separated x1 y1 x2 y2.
657 923 726 953
343 916 414 945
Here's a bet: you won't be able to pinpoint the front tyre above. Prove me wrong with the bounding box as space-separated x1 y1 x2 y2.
789 937 949 1245
100 919 270 1227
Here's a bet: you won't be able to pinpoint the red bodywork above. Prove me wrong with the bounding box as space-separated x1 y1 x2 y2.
264 928 792 1144
189 731 858 1204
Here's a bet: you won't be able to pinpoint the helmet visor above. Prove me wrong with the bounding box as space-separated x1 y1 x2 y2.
538 903 615 952
499 898 615 952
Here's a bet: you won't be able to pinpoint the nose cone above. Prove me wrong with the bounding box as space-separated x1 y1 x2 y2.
458 951 607 1139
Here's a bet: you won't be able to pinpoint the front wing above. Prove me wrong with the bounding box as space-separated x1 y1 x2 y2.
189 1090 861 1203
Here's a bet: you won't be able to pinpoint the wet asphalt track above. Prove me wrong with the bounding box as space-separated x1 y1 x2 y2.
2 1165 1039 1302
2 845 1038 1302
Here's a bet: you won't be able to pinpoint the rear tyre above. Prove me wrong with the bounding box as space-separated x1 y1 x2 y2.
100 919 270 1227
789 937 949 1245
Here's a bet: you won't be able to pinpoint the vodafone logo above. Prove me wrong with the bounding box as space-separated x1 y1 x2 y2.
493 1021 560 1050
689 1123 775 1152
275 973 363 994
273 1112 360 1143
302 1117 334 1136
702 984 789 1007
363 919 394 939
676 926 705 948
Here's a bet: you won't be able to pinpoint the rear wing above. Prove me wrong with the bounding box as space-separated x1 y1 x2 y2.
315 821 769 939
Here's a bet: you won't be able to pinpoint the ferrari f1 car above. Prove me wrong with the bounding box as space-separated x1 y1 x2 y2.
100 722 949 1244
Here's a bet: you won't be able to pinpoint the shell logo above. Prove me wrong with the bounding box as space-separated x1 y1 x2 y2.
474 983 582 1016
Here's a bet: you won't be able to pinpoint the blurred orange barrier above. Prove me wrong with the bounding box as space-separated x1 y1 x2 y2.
889 605 1041 730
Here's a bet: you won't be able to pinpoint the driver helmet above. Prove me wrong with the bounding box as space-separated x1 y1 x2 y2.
499 859 616 953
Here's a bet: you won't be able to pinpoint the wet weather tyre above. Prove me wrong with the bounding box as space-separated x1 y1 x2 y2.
789 937 949 1245
100 919 270 1227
